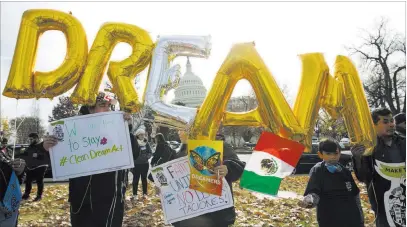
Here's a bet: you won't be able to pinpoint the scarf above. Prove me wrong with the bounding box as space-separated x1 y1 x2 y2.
138 139 147 147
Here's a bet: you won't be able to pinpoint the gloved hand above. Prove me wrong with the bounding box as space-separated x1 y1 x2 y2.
11 158 26 175
298 193 319 208
351 145 366 156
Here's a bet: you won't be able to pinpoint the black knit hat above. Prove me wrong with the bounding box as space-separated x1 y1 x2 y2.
394 113 406 125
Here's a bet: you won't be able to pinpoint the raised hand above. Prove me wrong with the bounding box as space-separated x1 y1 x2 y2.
43 135 59 151
351 145 366 156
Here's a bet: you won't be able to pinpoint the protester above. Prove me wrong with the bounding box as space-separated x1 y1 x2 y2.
352 107 406 227
124 124 137 187
171 130 245 227
42 91 131 227
150 133 175 167
394 112 406 138
22 133 50 202
129 124 138 161
299 139 364 227
0 138 12 161
0 154 26 226
132 128 152 199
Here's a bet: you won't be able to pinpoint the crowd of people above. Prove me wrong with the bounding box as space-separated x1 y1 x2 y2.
0 90 405 227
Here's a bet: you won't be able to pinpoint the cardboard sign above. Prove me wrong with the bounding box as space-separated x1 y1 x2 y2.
48 111 134 180
188 140 223 196
151 157 233 224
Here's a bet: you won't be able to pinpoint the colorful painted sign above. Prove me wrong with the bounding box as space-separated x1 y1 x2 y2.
188 140 223 196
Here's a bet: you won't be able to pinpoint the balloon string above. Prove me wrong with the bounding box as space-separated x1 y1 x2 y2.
12 100 18 160
12 100 26 160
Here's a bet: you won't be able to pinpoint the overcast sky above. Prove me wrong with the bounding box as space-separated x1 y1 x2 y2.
1 1 405 129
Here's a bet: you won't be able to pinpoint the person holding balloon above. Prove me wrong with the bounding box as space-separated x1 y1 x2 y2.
352 107 406 227
171 130 245 227
42 92 132 227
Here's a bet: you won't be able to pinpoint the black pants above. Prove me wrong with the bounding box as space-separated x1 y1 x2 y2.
70 198 124 227
132 163 149 196
24 166 47 197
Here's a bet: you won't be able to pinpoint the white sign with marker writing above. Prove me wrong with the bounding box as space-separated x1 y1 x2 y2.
48 111 134 180
151 156 233 224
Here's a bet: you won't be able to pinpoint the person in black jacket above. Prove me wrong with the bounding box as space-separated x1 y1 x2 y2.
22 133 50 202
43 92 132 227
150 133 175 167
299 139 364 227
171 130 245 227
132 128 152 199
352 108 406 227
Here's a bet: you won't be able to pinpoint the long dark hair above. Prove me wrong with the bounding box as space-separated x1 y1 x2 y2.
155 133 166 145
79 106 90 115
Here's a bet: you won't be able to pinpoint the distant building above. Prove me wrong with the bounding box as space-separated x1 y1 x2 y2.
172 58 207 108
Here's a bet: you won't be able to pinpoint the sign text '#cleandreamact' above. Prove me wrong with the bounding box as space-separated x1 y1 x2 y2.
48 111 134 180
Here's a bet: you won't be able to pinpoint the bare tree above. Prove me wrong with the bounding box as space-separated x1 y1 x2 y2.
9 117 46 144
316 111 348 141
347 17 406 113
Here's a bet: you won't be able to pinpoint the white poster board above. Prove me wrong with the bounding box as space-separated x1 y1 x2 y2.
48 111 134 180
151 157 233 224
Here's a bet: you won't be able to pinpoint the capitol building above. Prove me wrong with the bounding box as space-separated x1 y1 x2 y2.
172 58 207 108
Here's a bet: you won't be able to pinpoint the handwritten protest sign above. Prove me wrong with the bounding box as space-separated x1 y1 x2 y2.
48 111 134 180
188 140 223 196
151 157 233 224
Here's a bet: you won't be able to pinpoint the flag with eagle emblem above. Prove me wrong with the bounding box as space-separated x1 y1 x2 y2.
240 132 305 195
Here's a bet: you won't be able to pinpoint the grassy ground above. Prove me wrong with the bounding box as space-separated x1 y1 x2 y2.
18 175 375 227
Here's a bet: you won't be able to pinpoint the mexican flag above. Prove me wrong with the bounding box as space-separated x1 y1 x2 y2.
240 132 305 196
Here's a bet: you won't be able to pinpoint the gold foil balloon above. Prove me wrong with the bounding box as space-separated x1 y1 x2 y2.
293 53 329 152
190 43 305 141
321 75 344 119
223 109 263 127
334 55 376 155
71 23 153 111
2 9 88 99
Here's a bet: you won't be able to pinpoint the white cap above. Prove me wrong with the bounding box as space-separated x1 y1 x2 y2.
135 128 146 136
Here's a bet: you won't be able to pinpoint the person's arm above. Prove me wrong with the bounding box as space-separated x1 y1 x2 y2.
351 145 373 184
10 159 26 175
146 142 153 159
222 143 245 182
299 165 322 208
151 146 161 167
130 135 140 161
